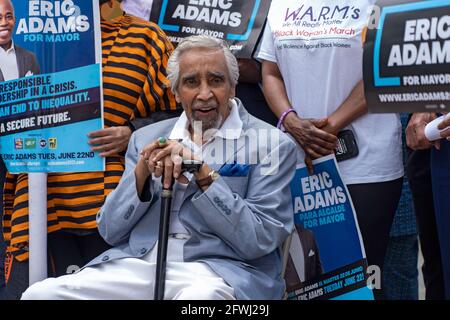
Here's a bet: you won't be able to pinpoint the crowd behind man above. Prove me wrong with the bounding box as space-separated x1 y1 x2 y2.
1 0 450 300
1 0 179 299
0 0 41 299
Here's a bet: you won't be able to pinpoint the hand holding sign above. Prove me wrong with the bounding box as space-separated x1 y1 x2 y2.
284 114 338 160
437 113 450 140
406 112 437 150
364 0 450 113
88 126 132 157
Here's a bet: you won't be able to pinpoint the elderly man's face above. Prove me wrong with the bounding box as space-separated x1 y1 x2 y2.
0 0 15 50
175 47 235 132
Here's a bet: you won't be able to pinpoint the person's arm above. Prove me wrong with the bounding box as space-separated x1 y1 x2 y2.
321 80 367 135
238 58 262 84
97 131 159 246
88 126 132 157
260 60 291 117
437 113 450 140
190 137 297 260
261 60 337 158
136 27 179 117
136 132 296 260
406 113 437 150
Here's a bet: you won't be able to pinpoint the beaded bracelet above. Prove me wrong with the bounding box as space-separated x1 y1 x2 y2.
277 108 297 130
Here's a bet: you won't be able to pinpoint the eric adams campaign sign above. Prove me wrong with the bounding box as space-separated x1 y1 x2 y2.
0 0 103 173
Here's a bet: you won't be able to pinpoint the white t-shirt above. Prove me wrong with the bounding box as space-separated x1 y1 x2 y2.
257 0 403 184
121 0 153 20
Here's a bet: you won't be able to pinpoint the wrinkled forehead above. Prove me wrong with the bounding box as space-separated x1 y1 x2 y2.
179 48 227 73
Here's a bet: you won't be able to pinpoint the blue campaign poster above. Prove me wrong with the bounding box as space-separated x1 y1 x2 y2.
286 154 374 300
0 0 104 173
363 0 450 113
148 0 271 58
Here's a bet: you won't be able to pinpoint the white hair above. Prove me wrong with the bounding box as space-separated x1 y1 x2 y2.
167 35 239 93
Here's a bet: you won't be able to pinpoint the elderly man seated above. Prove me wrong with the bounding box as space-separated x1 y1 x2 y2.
21 35 297 300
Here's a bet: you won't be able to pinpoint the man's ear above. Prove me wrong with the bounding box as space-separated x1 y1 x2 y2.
174 91 181 103
229 86 236 100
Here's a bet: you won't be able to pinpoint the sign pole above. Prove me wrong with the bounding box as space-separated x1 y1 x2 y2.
28 173 47 285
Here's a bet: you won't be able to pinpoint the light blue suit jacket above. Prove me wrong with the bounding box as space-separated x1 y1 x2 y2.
86 101 297 299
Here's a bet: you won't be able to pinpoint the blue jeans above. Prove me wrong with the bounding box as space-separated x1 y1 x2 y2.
383 235 419 300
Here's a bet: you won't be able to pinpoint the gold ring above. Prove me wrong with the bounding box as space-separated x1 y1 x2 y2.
156 161 163 168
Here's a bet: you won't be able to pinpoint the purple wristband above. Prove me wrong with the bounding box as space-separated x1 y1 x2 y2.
277 108 297 130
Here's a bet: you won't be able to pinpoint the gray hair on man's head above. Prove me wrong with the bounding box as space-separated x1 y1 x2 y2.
167 35 239 93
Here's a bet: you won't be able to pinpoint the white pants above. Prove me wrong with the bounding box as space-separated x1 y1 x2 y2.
21 238 235 300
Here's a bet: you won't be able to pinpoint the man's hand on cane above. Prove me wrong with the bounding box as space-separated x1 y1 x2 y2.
139 137 201 189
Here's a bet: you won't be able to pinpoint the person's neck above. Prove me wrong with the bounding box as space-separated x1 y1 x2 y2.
0 41 12 51
189 128 206 146
100 2 124 21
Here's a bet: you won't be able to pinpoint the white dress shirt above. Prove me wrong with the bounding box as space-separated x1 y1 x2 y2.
0 42 19 81
166 99 243 235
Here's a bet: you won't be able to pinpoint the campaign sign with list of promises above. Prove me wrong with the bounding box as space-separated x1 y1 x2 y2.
0 0 104 173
